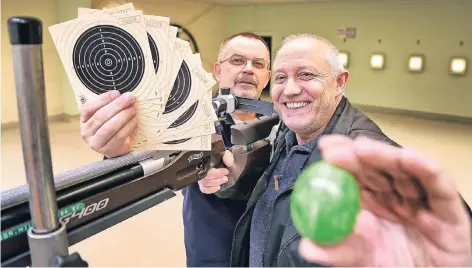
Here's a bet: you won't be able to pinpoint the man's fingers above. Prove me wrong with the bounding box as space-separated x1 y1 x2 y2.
320 136 396 220
222 150 234 168
399 148 465 224
298 238 362 267
198 167 230 194
361 189 402 223
298 210 377 267
90 106 137 149
320 136 422 224
352 136 465 225
320 136 361 175
318 134 353 150
320 136 381 194
352 137 435 221
205 168 229 180
80 90 121 123
199 184 221 194
201 176 229 187
81 92 136 138
99 116 138 158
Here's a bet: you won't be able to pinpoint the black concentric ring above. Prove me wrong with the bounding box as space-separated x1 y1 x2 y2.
163 101 199 145
72 25 145 94
169 101 198 129
148 33 160 73
163 138 191 145
163 61 193 114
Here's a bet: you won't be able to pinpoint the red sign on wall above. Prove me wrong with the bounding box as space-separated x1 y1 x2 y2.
346 27 357 38
336 27 357 39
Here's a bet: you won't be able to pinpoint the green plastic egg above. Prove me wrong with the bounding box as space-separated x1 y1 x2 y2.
290 160 361 245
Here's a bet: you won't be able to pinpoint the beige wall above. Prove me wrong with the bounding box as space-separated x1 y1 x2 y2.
1 0 92 124
2 0 471 124
225 0 472 118
2 0 63 124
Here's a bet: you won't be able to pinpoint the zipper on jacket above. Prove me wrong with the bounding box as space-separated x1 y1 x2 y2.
276 232 301 264
230 169 272 266
263 186 294 266
234 133 288 266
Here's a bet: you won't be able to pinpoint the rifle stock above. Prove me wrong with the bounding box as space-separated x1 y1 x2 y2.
1 116 278 267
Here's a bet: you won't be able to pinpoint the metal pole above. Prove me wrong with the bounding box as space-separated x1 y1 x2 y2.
8 16 69 267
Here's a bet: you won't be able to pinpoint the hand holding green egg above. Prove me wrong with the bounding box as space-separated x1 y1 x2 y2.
291 135 471 267
290 159 361 246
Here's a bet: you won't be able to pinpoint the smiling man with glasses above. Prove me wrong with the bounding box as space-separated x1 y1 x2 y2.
181 32 271 267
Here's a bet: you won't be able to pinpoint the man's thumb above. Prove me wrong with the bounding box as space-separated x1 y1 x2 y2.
222 150 234 168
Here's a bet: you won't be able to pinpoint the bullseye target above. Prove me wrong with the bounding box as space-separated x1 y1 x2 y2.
49 6 218 151
72 25 145 95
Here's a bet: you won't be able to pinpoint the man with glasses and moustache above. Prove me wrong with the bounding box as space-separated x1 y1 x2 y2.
77 32 271 267
182 32 271 267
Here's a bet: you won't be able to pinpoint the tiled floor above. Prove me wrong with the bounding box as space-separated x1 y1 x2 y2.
2 111 472 266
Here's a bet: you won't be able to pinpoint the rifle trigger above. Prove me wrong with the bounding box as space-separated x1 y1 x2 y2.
196 159 210 180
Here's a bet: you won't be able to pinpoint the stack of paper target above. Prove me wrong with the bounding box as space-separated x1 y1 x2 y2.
48 3 217 151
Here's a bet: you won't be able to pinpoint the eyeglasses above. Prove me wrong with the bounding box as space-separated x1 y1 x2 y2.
219 54 269 70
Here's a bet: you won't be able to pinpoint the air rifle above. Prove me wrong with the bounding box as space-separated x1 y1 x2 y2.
1 17 280 267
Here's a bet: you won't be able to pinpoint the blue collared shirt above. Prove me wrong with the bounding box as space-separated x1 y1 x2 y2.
249 130 320 267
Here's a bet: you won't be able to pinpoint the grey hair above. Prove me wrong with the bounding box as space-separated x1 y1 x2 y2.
216 32 271 66
276 33 347 79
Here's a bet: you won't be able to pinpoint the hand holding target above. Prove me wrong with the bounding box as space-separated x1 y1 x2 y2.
79 90 138 158
49 4 218 153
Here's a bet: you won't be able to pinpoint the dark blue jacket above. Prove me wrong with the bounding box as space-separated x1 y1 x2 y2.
181 119 248 267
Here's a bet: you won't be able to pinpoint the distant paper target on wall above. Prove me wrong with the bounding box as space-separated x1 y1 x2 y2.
408 54 424 73
339 51 349 68
450 57 467 76
370 53 385 70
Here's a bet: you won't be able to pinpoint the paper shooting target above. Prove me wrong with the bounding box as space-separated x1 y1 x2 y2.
163 95 198 145
72 24 145 95
162 60 196 127
48 6 218 151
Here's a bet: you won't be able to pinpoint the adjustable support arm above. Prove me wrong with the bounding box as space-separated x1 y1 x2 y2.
7 16 73 267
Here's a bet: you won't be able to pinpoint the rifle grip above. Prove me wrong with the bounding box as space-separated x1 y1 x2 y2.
208 135 227 170
209 152 225 169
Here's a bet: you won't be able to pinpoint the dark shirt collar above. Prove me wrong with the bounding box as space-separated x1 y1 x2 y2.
284 129 320 154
